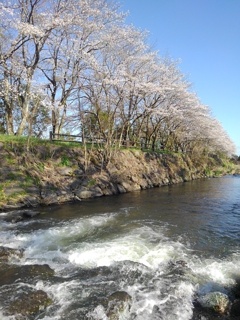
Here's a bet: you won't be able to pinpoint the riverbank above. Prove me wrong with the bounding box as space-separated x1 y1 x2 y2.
0 139 239 210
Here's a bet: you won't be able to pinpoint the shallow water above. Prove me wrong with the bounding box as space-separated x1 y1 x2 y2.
0 176 240 319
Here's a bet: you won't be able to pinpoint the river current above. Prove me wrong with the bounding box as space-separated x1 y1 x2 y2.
0 175 240 319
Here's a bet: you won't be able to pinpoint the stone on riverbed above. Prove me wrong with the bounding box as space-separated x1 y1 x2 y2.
0 246 24 262
104 291 132 320
230 299 240 317
5 289 52 319
0 263 55 286
3 209 40 223
196 291 230 314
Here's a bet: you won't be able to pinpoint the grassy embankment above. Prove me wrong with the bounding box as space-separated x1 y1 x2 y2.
0 134 86 208
0 134 239 209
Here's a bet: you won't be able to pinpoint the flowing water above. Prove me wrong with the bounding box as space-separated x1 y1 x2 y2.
0 175 240 319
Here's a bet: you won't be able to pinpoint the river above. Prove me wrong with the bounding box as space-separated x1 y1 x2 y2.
0 175 240 319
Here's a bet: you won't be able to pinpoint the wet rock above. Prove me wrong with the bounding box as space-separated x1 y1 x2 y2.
167 260 189 275
165 259 200 285
23 195 40 207
117 184 126 193
0 246 24 262
104 291 132 320
97 179 118 196
121 181 141 192
5 289 52 319
89 185 104 197
69 261 150 291
230 299 240 317
151 305 165 319
77 189 94 199
191 308 215 320
231 278 240 298
0 264 54 286
22 210 40 218
4 209 40 223
69 266 112 280
111 260 151 286
196 292 230 314
40 192 59 205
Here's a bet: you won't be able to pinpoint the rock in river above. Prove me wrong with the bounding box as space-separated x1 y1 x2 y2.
0 263 54 286
0 246 24 262
196 291 230 314
5 289 52 319
104 291 132 320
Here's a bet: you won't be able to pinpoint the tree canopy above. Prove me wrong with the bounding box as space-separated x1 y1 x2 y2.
0 0 236 156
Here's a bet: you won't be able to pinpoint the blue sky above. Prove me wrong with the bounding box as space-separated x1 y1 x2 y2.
120 0 240 154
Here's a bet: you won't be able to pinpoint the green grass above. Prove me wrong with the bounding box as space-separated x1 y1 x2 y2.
204 168 212 176
0 134 43 145
213 169 224 176
60 155 71 166
0 134 82 148
0 185 5 202
0 134 109 154
87 178 96 187
19 175 35 188
0 134 174 154
5 154 17 165
6 172 19 181
36 162 45 172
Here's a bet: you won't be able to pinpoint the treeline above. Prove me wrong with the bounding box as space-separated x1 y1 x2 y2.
0 0 236 157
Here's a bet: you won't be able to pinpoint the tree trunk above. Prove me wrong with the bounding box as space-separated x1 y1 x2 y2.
3 73 14 135
16 101 29 136
5 103 14 135
16 81 31 136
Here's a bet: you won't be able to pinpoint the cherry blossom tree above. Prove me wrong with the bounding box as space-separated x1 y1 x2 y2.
0 0 236 157
0 0 125 135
